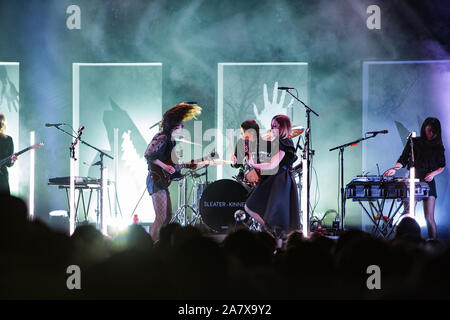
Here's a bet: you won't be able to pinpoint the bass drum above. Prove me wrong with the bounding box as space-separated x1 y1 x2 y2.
199 179 251 232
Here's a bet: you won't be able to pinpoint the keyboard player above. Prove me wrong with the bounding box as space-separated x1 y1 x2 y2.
384 117 446 240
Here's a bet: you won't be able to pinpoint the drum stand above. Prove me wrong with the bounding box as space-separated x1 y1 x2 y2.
189 166 210 226
171 170 203 226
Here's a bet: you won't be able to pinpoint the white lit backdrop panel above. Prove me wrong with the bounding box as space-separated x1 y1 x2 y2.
362 60 450 232
73 63 162 224
217 62 308 180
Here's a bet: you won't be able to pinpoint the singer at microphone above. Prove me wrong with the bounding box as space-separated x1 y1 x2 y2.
383 117 445 240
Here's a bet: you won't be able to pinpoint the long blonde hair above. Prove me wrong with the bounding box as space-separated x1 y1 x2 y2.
0 113 6 138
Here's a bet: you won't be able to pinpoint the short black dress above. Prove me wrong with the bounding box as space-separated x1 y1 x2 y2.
144 132 176 195
0 135 14 194
245 138 300 235
397 137 446 198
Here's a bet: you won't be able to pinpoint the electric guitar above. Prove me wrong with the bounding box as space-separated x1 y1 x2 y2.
150 151 219 188
244 165 261 185
0 142 44 168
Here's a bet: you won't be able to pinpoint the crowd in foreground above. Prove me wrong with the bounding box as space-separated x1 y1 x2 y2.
1 194 449 300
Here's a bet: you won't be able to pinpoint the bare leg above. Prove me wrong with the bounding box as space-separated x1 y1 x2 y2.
150 190 171 241
401 200 418 218
423 196 437 239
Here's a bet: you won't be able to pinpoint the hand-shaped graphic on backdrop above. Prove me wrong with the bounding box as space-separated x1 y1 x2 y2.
253 81 293 129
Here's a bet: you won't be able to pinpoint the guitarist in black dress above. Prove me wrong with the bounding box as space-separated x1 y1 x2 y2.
0 113 17 194
144 103 201 241
244 115 300 241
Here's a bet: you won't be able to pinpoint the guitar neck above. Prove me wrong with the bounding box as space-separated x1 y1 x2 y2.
175 163 194 170
175 153 216 170
15 146 33 157
0 144 43 168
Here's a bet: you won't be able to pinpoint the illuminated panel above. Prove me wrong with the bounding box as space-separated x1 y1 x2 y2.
301 157 309 236
73 63 162 233
409 132 416 218
29 131 35 219
217 62 308 180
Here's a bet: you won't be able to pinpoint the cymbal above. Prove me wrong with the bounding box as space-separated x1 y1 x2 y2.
197 159 234 166
174 137 202 146
261 130 273 140
262 125 305 140
290 126 305 138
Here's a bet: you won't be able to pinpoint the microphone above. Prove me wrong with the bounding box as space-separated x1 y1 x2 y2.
366 130 388 135
149 121 161 130
45 123 65 127
77 125 85 136
278 87 294 90
406 132 413 140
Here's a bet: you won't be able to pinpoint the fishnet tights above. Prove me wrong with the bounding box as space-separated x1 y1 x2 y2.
150 190 172 241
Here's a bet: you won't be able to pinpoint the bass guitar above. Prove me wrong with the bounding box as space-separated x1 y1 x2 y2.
0 142 44 168
150 151 218 188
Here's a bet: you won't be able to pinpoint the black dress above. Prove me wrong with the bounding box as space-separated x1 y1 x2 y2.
397 137 446 198
245 138 300 236
144 132 176 195
0 135 14 194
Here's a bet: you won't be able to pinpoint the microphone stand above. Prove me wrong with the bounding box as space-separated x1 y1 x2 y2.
329 132 380 232
149 121 160 130
285 90 319 235
51 125 114 233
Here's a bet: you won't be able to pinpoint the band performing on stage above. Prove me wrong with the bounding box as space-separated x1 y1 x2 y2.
4 0 450 302
138 103 445 242
0 98 446 243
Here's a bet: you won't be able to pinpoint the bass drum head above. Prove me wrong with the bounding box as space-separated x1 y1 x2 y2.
200 179 249 232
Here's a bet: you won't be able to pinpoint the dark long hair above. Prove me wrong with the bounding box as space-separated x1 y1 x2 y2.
420 117 444 147
271 114 292 139
241 120 260 163
160 102 201 136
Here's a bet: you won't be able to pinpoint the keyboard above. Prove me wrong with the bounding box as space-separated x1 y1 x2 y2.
346 176 430 201
48 176 100 186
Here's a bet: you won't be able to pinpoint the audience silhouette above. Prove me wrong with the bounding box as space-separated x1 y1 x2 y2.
1 193 449 299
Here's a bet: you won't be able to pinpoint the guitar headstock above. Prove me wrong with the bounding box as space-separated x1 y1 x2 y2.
31 142 45 150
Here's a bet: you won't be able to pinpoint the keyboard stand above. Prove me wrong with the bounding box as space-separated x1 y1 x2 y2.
357 198 405 239
50 184 100 224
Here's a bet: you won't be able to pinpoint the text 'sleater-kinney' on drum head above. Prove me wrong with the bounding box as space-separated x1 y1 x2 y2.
199 179 250 232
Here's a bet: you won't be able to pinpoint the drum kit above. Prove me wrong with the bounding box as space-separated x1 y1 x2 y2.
170 125 305 233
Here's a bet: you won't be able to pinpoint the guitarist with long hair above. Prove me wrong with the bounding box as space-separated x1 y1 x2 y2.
144 102 201 241
0 113 17 194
